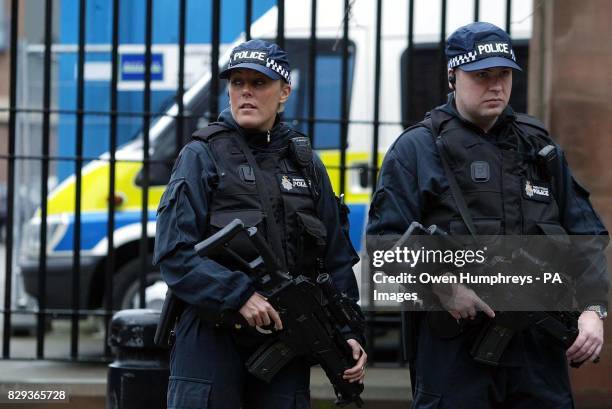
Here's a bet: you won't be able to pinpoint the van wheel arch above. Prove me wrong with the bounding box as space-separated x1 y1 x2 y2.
88 239 160 309
111 256 166 310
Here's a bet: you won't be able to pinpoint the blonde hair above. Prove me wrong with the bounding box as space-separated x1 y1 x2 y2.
277 82 291 113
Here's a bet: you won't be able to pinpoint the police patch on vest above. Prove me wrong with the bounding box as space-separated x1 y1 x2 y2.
278 174 310 194
523 179 551 203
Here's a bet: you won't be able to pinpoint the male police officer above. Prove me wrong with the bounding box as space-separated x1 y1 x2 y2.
367 22 609 408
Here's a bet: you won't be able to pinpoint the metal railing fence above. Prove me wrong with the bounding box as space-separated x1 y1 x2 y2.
1 0 523 365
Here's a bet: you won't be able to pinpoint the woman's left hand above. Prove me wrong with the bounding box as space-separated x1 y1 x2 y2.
343 339 367 384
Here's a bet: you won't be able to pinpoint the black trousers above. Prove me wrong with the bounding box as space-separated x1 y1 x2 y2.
167 307 310 409
411 316 575 409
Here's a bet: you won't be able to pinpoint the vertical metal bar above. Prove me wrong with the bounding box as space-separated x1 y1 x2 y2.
105 0 120 357
36 0 53 359
307 0 317 144
3 0 20 359
370 0 382 188
505 0 512 34
366 0 383 364
405 0 414 127
210 0 221 121
536 0 545 121
474 0 480 22
139 0 153 309
402 0 415 366
276 0 285 49
439 0 448 101
71 0 87 360
339 0 349 195
176 0 186 157
245 0 252 41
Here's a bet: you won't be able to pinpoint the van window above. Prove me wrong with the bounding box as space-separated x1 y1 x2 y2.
281 41 355 150
400 41 529 125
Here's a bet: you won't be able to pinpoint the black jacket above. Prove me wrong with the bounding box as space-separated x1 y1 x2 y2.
154 109 361 322
367 95 609 309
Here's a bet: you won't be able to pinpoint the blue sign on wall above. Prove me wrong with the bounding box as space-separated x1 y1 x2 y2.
121 53 164 81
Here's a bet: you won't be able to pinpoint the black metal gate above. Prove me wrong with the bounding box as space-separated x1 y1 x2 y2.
1 0 527 364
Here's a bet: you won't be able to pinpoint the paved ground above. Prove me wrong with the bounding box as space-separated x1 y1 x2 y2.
0 358 411 409
2 318 107 360
0 320 412 407
0 243 413 408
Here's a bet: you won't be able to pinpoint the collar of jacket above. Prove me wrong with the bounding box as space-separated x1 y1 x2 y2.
217 108 292 151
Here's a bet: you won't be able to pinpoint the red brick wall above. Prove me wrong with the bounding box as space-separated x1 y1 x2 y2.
0 0 25 184
530 1 612 407
0 0 12 183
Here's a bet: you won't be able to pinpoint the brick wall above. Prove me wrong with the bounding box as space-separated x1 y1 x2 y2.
530 1 612 407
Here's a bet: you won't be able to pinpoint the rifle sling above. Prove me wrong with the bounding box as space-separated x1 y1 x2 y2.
232 133 286 269
428 111 478 238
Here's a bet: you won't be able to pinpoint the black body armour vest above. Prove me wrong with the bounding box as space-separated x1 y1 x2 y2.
193 124 327 279
422 109 561 235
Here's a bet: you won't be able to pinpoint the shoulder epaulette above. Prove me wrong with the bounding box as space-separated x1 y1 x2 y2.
515 113 549 135
401 108 453 142
288 127 309 139
192 124 228 142
405 117 431 133
387 116 434 153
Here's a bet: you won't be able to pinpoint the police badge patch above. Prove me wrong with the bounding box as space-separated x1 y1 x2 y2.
278 174 310 194
281 175 293 190
522 179 551 203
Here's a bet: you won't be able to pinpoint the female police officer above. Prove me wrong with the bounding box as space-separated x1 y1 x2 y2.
153 40 366 409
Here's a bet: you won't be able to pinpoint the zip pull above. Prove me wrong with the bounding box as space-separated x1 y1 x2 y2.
266 129 271 143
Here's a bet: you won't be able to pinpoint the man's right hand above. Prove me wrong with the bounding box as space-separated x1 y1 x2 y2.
239 292 283 330
432 278 495 320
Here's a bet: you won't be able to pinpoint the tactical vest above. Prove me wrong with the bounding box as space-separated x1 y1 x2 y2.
420 109 562 235
192 124 327 279
403 109 571 365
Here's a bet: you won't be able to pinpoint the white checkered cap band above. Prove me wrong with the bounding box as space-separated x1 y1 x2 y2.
447 41 517 69
448 51 478 68
266 58 291 83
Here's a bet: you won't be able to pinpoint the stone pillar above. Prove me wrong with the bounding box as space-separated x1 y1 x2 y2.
530 1 612 407
0 0 15 183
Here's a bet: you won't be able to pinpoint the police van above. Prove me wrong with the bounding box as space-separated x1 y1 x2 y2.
20 0 532 316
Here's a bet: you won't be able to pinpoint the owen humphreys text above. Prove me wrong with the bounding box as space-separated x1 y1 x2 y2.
369 246 565 305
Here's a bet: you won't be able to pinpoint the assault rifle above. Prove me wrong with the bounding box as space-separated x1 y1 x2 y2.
155 219 365 407
387 222 591 368
470 310 593 368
